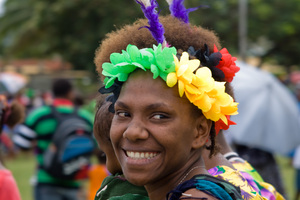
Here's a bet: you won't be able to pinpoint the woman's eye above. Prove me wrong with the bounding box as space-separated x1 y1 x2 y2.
116 111 130 118
152 114 168 120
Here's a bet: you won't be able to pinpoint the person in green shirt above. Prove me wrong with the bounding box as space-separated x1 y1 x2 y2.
14 79 94 200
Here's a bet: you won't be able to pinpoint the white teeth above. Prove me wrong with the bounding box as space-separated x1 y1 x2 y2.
134 152 140 158
130 152 134 157
126 151 158 159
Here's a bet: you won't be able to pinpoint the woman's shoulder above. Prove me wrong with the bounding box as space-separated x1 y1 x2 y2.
208 165 270 200
167 174 243 200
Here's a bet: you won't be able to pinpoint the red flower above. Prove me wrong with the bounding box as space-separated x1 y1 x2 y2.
215 115 236 135
214 45 240 82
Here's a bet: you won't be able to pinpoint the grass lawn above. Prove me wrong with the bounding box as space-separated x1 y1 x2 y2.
4 152 297 200
5 152 36 200
276 155 296 200
5 152 91 200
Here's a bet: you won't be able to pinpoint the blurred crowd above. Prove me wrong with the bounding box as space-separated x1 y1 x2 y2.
1 85 95 157
0 76 104 200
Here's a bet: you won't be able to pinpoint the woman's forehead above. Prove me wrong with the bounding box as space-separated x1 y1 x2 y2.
117 71 190 110
120 71 177 98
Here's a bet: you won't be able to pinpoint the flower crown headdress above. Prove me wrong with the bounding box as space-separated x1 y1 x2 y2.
99 0 240 133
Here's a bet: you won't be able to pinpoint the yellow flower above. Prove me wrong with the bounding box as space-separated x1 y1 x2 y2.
166 51 238 123
203 95 238 124
193 67 215 91
166 52 200 97
166 72 177 87
192 92 213 112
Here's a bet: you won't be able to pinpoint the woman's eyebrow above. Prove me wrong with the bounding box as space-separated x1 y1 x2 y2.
116 101 170 111
145 103 169 111
115 101 129 109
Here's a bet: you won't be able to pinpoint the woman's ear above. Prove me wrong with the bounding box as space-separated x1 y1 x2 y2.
191 115 212 149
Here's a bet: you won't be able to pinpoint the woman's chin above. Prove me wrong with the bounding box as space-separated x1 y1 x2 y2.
125 175 149 186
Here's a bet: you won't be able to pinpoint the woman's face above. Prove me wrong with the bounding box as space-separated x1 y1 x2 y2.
110 70 209 186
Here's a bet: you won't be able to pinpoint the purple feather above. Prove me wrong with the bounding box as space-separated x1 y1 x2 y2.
135 0 165 44
169 0 202 23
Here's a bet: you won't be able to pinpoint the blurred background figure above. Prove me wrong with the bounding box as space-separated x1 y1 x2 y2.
0 94 25 200
13 78 94 200
0 72 28 158
234 144 286 196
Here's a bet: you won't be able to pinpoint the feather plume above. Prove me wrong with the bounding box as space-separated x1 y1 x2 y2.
167 0 204 24
135 0 166 44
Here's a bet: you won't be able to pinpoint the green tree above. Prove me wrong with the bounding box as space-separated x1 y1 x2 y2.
0 0 143 71
186 0 300 70
0 0 299 72
247 0 300 71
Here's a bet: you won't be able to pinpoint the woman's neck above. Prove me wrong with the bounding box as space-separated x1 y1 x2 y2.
145 158 208 200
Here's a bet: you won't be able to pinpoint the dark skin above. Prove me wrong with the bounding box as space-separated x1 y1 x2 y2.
109 71 222 200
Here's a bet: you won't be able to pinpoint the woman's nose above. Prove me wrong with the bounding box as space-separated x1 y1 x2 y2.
123 120 149 142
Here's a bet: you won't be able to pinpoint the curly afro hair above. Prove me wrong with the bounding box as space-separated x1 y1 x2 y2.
95 15 221 79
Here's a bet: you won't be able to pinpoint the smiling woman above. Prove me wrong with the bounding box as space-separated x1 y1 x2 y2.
94 0 242 200
96 19 242 200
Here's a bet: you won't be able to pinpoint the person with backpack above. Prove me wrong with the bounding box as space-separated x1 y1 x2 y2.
13 78 94 200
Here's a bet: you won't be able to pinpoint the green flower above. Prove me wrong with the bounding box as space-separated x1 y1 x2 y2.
102 44 176 88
